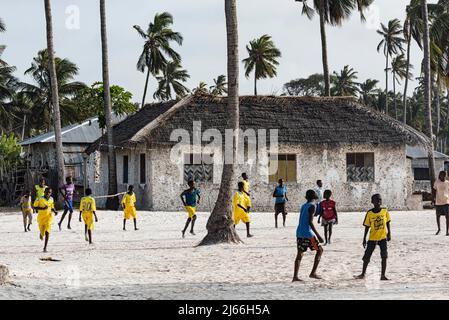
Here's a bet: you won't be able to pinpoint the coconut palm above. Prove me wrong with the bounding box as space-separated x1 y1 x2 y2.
391 54 413 119
242 35 281 96
210 75 228 96
153 60 190 101
43 0 65 201
331 65 359 96
193 81 209 95
421 0 437 188
0 60 19 133
377 19 406 115
20 50 86 130
358 79 379 108
134 12 183 107
199 0 241 245
0 18 5 33
295 0 373 96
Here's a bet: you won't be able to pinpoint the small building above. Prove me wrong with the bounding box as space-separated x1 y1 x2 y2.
86 95 429 212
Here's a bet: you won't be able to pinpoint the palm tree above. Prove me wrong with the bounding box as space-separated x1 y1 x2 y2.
153 60 190 101
134 12 183 107
391 54 413 119
421 0 437 189
377 19 406 115
199 0 241 245
210 75 228 96
99 0 118 210
0 18 5 32
43 0 65 202
193 81 209 95
358 79 379 108
295 0 373 96
331 65 359 96
21 50 86 130
0 61 19 133
242 35 281 96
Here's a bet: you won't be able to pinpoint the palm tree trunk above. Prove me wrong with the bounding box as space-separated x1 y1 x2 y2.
434 81 441 151
422 0 436 188
44 0 65 205
446 90 449 153
393 72 397 119
199 0 242 246
385 54 389 115
254 72 257 96
141 68 150 108
100 0 118 210
319 1 330 97
403 26 412 124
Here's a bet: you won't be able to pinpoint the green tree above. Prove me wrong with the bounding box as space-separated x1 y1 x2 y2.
242 34 281 96
283 74 325 96
331 65 359 96
391 54 413 119
153 60 190 101
358 79 379 108
134 12 183 107
210 75 228 96
0 133 21 180
295 0 373 96
377 19 406 115
193 81 209 95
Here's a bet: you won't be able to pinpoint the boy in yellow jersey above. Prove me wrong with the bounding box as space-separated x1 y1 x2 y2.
20 190 33 232
33 178 47 213
233 181 253 238
356 194 391 281
33 188 58 252
180 180 201 238
241 172 252 211
79 188 98 244
122 185 138 231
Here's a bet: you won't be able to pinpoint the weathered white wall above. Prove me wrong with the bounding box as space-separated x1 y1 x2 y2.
88 143 416 212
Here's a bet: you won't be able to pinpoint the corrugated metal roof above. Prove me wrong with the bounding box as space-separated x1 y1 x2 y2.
406 145 449 160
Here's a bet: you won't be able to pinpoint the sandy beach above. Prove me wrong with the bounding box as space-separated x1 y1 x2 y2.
1 208 449 300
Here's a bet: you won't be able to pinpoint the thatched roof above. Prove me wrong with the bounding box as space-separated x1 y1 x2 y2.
86 94 429 154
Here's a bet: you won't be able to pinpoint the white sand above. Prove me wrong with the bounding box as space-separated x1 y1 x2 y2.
1 208 449 300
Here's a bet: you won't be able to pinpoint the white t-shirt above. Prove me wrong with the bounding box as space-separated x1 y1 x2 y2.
434 179 449 205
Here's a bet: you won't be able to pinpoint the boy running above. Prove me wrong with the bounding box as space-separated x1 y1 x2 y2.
317 190 338 245
79 188 98 244
293 190 324 282
20 190 33 232
33 178 47 213
33 188 58 252
273 178 288 228
58 176 75 230
241 173 252 210
432 171 449 235
180 180 201 238
122 185 138 231
233 181 253 238
356 194 391 281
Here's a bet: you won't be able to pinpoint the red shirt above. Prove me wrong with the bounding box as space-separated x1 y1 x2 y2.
320 200 336 220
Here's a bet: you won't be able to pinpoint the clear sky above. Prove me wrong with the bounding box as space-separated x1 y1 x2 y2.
0 0 430 104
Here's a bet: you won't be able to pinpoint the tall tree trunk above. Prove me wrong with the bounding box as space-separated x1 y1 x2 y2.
44 0 65 205
446 90 449 154
254 71 257 96
199 0 241 246
403 25 412 124
393 72 397 119
319 1 330 97
434 81 441 151
422 0 436 188
385 54 389 115
100 0 118 210
141 68 150 108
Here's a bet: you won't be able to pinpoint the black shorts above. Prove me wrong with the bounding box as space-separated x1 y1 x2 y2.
275 203 287 214
436 205 449 217
297 237 320 252
362 239 388 262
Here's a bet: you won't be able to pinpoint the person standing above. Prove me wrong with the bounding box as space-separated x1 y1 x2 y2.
272 178 288 228
58 176 75 230
433 171 449 235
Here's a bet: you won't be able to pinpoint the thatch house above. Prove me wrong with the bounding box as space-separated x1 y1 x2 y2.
86 95 429 211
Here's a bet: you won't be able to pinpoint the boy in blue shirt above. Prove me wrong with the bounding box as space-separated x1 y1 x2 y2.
293 190 324 282
180 180 201 238
273 178 288 228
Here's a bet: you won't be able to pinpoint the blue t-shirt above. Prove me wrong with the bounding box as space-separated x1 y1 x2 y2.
296 202 316 238
274 186 287 204
182 189 201 207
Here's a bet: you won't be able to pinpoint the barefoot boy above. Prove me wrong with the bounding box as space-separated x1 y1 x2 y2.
317 190 338 245
293 190 324 282
33 188 58 252
273 178 288 228
356 194 391 281
241 172 252 210
122 185 138 231
180 180 201 238
58 176 75 230
233 181 253 238
79 188 98 244
432 171 449 235
20 190 33 232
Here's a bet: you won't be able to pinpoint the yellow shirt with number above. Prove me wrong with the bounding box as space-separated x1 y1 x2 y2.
80 196 96 230
363 208 391 241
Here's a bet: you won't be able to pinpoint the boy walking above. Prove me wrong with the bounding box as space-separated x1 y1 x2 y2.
58 176 75 230
293 190 324 282
273 178 288 228
180 180 201 238
432 171 449 235
317 190 338 245
356 194 391 281
122 185 138 231
20 190 33 232
33 188 58 252
233 181 253 238
79 188 98 244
